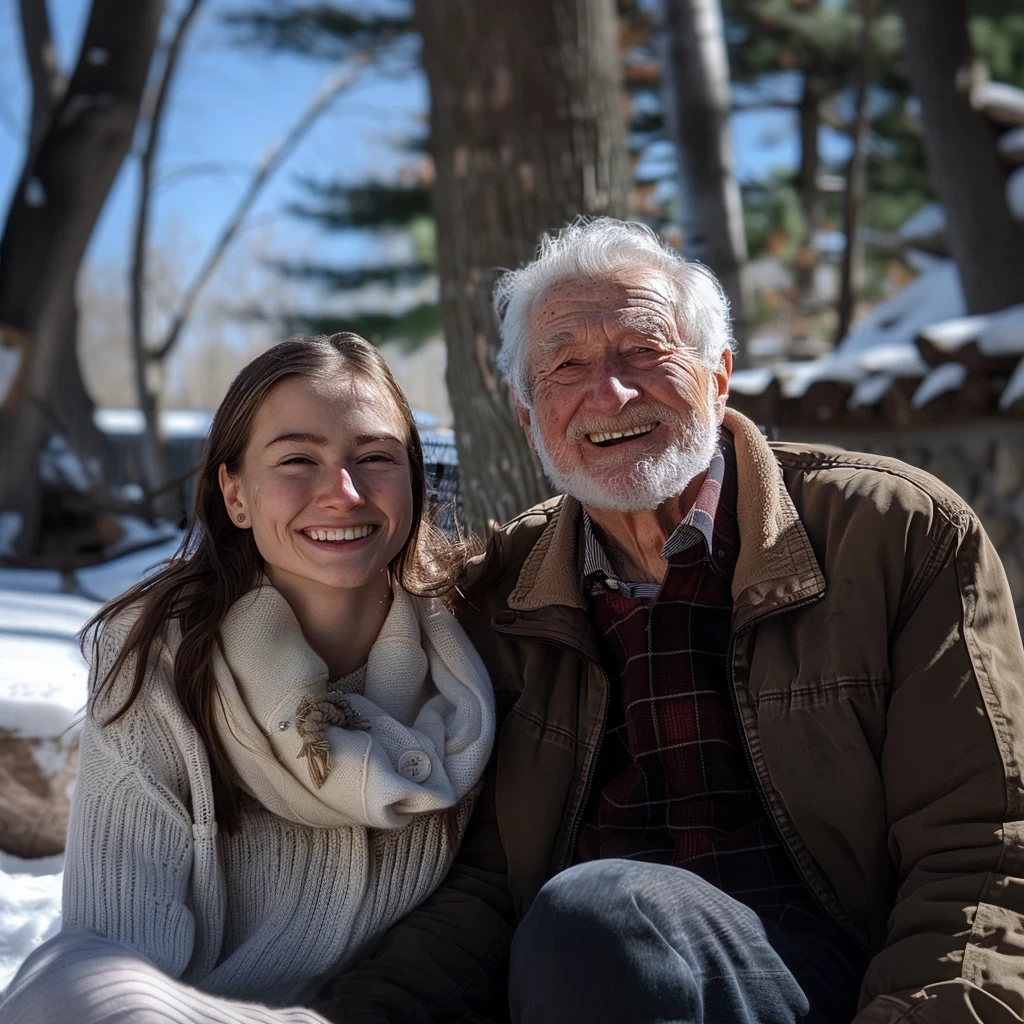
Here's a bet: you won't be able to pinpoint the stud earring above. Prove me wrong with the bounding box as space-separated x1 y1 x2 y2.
237 513 246 523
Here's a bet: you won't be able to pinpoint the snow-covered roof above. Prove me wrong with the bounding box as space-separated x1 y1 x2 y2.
729 260 1024 426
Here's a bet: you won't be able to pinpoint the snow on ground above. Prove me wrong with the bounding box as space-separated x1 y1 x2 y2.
0 854 64 990
0 591 97 740
0 535 182 991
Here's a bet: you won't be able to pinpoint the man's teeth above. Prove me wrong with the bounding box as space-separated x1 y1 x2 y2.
304 525 376 542
587 423 657 444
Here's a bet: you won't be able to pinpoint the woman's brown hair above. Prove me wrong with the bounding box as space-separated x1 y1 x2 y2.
83 333 468 832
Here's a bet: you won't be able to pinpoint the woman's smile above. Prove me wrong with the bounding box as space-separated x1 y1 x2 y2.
298 523 380 548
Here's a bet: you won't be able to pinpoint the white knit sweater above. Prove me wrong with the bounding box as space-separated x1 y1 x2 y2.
62 585 494 1006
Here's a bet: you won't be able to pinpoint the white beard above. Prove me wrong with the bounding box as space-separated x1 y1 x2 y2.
531 394 719 514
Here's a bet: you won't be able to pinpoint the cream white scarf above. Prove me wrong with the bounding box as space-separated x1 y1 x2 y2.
211 583 494 829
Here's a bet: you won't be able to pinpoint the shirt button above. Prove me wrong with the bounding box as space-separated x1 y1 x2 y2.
398 750 431 782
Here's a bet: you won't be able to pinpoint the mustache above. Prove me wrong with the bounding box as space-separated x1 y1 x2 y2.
565 401 687 444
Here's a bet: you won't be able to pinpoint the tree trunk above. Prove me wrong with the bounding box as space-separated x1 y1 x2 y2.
794 72 823 313
661 0 751 366
900 0 1024 313
0 0 164 558
835 0 876 344
416 0 632 532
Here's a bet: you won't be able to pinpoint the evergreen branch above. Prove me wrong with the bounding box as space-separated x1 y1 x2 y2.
282 302 441 350
264 259 434 289
222 2 415 60
284 180 431 229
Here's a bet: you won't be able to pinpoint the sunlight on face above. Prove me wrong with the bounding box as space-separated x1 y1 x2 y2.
220 371 414 600
521 270 726 512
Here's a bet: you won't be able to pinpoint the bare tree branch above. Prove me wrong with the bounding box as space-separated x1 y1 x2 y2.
154 159 250 188
130 0 204 503
149 58 370 363
17 0 64 161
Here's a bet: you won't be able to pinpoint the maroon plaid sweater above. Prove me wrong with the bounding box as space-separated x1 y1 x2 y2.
575 432 832 933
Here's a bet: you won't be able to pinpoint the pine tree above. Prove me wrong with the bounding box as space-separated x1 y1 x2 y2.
223 3 436 347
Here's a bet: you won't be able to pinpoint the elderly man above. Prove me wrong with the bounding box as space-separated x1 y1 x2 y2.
319 219 1024 1024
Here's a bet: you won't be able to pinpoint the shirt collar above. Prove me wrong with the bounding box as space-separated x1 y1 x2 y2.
580 432 730 595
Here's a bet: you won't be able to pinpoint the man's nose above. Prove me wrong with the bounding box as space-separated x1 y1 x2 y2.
589 364 641 416
322 467 365 508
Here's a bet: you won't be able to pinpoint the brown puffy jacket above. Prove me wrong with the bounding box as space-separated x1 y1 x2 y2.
318 409 1024 1024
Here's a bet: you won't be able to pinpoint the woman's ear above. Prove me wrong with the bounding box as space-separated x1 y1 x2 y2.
218 463 250 529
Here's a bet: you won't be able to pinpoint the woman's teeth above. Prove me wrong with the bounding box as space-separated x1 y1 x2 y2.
587 423 657 445
303 525 376 542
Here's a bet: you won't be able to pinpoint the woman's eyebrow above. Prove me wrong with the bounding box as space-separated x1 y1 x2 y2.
354 432 404 446
264 431 330 449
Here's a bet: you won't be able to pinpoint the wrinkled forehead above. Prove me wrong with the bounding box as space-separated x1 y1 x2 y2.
527 270 679 352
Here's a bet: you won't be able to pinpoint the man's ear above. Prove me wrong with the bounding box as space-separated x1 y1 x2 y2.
218 463 250 529
513 394 538 454
713 347 733 423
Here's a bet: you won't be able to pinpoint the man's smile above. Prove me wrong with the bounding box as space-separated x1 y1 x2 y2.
586 422 658 447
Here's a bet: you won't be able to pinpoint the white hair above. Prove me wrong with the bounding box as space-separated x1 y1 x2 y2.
493 217 734 407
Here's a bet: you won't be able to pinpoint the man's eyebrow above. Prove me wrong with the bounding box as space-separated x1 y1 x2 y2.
354 432 404 446
618 311 668 333
264 432 330 449
537 330 576 352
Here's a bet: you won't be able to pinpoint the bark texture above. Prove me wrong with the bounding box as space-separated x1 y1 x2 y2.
416 0 631 532
900 0 1024 314
0 0 164 557
661 0 751 364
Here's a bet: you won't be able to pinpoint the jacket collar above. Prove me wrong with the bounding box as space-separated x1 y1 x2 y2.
505 408 826 633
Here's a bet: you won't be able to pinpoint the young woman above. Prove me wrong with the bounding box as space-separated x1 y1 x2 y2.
1 334 494 1024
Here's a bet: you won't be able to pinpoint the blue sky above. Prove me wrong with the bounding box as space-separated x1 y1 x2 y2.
0 0 425 276
0 0 850 295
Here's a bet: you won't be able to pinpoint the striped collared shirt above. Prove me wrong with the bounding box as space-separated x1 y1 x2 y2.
580 433 728 600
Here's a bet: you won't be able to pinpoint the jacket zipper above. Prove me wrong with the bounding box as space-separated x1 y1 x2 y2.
727 594 871 952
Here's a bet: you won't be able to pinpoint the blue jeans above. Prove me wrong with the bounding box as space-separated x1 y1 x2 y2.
509 859 865 1024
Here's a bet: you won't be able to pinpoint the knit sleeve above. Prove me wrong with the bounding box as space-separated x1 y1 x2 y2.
62 617 200 980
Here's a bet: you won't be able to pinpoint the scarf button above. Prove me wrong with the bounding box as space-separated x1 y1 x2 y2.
398 750 431 782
